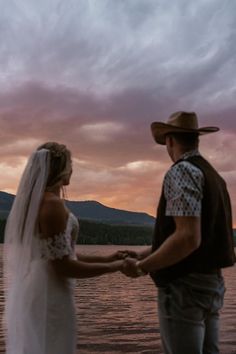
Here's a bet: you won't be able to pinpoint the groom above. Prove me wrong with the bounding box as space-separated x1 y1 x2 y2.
122 111 235 354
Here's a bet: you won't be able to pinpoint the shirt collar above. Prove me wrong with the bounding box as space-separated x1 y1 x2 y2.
179 149 200 161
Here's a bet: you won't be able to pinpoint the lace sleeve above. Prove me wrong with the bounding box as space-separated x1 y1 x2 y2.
39 231 73 260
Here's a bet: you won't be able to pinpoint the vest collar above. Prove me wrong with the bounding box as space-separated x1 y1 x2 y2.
178 149 200 161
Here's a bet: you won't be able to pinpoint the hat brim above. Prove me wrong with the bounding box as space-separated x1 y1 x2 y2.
151 122 220 145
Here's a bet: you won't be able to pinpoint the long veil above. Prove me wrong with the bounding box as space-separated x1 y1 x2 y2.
3 148 50 354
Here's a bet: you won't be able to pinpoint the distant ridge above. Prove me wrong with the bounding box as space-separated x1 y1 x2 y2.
0 191 155 226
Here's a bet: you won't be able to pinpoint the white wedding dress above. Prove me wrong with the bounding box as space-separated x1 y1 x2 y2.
4 149 81 354
5 212 79 354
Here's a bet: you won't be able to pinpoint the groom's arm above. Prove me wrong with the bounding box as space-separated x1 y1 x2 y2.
122 217 200 277
136 216 201 273
137 246 152 259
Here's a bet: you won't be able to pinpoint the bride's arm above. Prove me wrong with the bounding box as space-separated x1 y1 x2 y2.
39 198 123 278
76 251 126 263
53 257 122 278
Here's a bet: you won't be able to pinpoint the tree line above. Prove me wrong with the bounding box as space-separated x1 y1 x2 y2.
0 218 154 245
1 218 236 246
78 219 153 245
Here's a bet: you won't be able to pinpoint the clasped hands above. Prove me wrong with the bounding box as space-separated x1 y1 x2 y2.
112 250 147 278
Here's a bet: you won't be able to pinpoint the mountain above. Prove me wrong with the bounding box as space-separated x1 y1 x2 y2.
0 191 155 226
0 192 14 218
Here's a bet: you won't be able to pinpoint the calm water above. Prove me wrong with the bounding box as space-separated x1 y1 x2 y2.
0 245 236 354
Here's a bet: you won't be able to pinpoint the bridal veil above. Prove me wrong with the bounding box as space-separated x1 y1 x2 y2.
3 148 51 354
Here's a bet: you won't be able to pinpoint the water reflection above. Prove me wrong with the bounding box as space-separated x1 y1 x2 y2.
0 245 235 353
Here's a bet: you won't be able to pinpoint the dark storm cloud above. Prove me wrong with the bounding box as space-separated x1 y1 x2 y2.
0 0 236 220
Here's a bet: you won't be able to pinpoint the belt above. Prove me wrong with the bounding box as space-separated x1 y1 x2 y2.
196 269 222 276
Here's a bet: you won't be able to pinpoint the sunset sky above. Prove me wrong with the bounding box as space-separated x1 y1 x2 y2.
0 0 236 224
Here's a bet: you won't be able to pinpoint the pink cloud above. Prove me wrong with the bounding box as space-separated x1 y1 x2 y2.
0 82 236 224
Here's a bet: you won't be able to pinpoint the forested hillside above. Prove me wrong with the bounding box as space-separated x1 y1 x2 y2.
1 218 235 246
0 218 153 245
78 219 153 245
0 191 155 226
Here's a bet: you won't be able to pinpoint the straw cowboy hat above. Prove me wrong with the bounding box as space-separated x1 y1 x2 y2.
151 111 219 145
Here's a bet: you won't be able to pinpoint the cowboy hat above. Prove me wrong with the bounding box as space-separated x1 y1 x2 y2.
151 111 219 145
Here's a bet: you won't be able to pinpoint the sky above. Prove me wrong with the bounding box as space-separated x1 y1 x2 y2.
0 0 236 224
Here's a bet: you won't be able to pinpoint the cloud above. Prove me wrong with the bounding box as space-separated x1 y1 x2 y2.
68 157 166 216
1 0 235 97
0 0 236 222
80 122 125 142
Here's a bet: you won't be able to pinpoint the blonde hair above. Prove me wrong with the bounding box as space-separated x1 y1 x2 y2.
37 142 71 187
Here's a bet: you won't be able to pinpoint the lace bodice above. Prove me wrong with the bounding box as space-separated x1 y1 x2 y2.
39 213 79 260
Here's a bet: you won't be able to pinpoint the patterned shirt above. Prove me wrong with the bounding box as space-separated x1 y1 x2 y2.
164 149 204 217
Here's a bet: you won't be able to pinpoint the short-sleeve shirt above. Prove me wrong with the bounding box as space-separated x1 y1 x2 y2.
164 149 204 217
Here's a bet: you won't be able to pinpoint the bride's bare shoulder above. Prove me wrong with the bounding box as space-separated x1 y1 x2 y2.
39 194 68 237
40 193 65 213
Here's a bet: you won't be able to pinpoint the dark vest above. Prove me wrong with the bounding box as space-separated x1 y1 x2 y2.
150 155 236 287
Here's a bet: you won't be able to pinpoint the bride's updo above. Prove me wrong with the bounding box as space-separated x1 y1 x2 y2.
37 142 71 187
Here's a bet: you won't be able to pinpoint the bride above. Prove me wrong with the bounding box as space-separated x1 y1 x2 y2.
4 142 125 354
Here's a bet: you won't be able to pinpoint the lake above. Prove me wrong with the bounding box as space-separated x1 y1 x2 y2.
0 245 236 353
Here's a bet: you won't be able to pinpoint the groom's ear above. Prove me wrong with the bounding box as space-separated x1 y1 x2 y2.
166 135 174 147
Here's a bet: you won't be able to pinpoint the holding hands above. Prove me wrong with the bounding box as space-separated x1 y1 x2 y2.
76 249 148 277
109 249 148 278
107 249 139 261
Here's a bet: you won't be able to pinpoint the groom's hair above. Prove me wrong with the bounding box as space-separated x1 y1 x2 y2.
37 142 71 187
166 132 199 149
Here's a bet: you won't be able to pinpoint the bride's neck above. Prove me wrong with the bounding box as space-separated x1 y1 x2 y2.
45 185 61 197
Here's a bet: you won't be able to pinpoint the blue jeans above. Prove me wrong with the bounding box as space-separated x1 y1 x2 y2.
158 273 225 354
